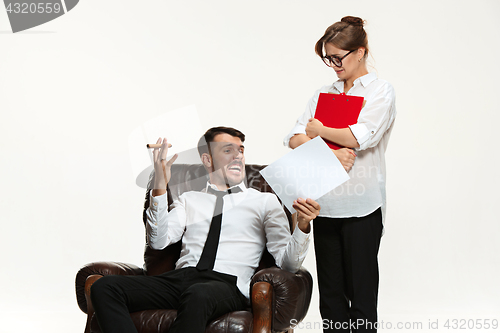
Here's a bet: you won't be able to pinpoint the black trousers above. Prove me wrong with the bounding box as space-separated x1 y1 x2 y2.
313 208 383 333
90 267 247 333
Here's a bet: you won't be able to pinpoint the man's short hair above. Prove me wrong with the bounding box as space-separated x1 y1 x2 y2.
197 127 245 157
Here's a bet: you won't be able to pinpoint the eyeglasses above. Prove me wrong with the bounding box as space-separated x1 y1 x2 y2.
322 49 357 68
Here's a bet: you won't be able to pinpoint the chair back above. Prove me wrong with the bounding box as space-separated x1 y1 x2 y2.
141 164 291 276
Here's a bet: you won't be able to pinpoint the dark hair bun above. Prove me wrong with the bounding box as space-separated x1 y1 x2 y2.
341 16 364 27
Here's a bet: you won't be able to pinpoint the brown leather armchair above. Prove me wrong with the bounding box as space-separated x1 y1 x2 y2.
75 164 313 333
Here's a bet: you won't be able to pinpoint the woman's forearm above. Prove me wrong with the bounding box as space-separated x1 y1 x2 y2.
289 133 311 149
320 127 359 148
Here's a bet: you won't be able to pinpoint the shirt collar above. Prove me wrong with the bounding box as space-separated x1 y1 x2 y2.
331 72 377 92
332 80 344 92
358 72 377 87
204 181 247 193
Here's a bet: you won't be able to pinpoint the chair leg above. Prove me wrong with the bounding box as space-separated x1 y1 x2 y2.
84 275 103 333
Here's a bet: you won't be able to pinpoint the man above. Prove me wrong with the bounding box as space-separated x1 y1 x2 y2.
91 127 320 333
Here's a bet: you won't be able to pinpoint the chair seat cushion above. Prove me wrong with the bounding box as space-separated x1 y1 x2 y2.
90 309 253 333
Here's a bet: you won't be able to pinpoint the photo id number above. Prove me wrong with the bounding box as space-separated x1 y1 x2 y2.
444 319 498 330
6 2 62 14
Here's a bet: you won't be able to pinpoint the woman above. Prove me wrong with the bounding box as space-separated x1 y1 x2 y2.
283 16 396 332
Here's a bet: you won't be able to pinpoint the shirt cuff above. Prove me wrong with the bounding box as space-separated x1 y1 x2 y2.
149 190 167 212
349 123 371 150
292 224 311 243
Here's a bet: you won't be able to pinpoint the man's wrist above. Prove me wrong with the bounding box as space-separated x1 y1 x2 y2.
152 188 167 197
297 220 311 234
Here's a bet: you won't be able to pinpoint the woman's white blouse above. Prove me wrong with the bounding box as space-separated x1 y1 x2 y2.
283 73 396 221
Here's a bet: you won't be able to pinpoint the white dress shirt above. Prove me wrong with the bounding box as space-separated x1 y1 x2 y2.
284 73 396 222
146 181 310 298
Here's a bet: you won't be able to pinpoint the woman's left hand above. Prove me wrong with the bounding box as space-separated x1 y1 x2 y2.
306 118 324 138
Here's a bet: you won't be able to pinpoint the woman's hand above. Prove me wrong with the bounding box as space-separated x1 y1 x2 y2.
306 118 324 138
333 148 356 172
152 137 178 197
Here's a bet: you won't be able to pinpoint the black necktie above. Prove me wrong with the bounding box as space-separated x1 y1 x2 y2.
196 186 241 271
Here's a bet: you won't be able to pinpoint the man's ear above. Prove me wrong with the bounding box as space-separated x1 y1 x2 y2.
201 153 213 171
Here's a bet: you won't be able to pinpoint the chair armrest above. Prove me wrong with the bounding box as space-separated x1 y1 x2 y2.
251 281 273 333
251 266 313 332
75 262 144 313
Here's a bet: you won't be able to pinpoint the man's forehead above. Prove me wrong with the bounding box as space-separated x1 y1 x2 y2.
209 141 244 149
211 134 243 147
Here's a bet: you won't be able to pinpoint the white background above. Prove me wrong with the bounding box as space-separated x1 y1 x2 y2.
1 1 499 332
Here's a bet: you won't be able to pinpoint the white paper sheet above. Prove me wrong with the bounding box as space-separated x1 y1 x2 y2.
260 137 350 213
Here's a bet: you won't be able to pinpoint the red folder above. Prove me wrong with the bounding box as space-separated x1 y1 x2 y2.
314 93 364 150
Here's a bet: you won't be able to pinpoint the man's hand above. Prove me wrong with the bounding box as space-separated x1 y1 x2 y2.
306 118 324 138
152 137 178 197
333 148 356 172
292 198 321 234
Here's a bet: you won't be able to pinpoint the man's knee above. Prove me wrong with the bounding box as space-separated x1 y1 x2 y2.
181 284 215 306
179 281 243 317
90 275 120 304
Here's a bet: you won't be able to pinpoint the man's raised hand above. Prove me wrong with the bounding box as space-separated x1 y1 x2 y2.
152 137 178 197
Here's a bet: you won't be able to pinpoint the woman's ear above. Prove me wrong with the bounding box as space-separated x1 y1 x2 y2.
357 47 366 60
201 153 213 171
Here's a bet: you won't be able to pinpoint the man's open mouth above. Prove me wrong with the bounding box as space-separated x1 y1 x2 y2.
228 164 242 172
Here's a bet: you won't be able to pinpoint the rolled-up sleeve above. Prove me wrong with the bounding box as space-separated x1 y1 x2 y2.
349 82 396 151
263 194 311 273
283 89 322 148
